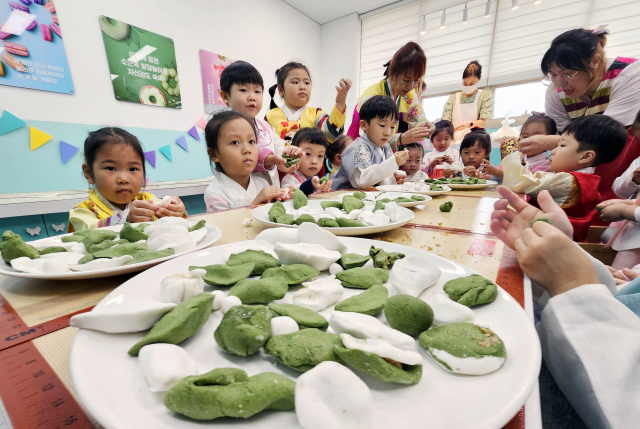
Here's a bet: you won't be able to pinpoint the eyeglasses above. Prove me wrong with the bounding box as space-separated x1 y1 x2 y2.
542 71 579 86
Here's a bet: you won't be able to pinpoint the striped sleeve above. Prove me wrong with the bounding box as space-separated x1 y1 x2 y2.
316 105 346 144
204 193 231 213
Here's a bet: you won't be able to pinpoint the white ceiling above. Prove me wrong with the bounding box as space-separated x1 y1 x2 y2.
283 0 402 24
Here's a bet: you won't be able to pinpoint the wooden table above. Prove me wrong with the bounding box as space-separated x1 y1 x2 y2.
0 188 540 429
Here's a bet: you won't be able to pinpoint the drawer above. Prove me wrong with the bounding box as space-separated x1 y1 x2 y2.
0 215 48 242
43 212 70 236
182 194 206 216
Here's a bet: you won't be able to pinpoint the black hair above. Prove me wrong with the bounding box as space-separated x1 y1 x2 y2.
219 61 264 95
325 135 351 171
460 128 491 157
431 120 454 141
522 112 558 136
562 115 627 166
636 108 640 124
359 95 399 123
204 110 257 174
462 60 482 79
399 142 424 157
83 127 145 180
268 62 311 110
291 127 327 148
541 28 608 77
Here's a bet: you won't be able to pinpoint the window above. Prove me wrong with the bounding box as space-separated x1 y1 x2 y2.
422 94 450 121
493 81 547 118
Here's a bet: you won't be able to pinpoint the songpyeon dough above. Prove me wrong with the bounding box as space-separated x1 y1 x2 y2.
0 231 40 263
274 243 340 271
335 267 389 289
261 264 319 285
369 245 405 269
329 311 415 351
443 274 498 307
268 303 329 331
384 294 433 336
264 328 342 372
226 249 282 275
390 256 441 297
339 253 371 270
190 262 254 286
123 248 175 265
228 277 288 304
334 284 388 316
119 222 148 242
292 276 344 311
214 305 272 356
342 195 365 214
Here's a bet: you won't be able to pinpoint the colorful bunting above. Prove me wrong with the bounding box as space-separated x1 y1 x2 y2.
196 116 206 130
30 127 53 151
187 126 201 141
144 150 156 168
176 135 188 152
0 110 26 135
159 145 172 162
59 141 79 164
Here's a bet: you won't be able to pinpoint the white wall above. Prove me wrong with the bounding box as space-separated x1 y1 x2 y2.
320 13 360 131
1 0 322 130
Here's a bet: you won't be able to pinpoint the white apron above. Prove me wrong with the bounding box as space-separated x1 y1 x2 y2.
452 89 482 143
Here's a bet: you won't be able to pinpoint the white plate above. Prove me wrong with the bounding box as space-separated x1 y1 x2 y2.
376 184 452 196
252 200 414 236
445 180 499 190
342 191 432 208
0 222 222 280
70 238 541 429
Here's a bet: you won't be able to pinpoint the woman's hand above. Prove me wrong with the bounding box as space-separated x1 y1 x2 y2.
401 127 432 144
454 121 472 131
128 200 158 223
423 121 435 137
599 203 638 222
490 185 573 249
515 221 598 297
156 197 186 218
519 134 559 156
335 79 352 113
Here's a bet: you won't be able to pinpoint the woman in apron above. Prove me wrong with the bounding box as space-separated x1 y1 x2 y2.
442 61 494 143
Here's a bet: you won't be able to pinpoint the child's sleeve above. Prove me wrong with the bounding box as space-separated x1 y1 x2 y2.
68 207 100 232
348 145 397 189
280 174 300 190
612 157 640 199
204 192 231 213
299 177 316 196
316 106 346 144
254 148 274 173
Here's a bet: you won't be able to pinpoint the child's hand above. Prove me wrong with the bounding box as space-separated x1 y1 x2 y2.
156 197 186 218
606 265 639 286
633 167 640 185
598 199 636 209
599 203 637 222
283 146 303 158
394 171 406 184
253 186 290 205
442 156 453 164
515 221 598 297
128 200 158 223
430 157 444 171
335 79 352 113
275 154 299 174
463 165 476 177
312 176 332 193
443 169 454 178
480 159 498 176
277 185 294 201
394 150 410 166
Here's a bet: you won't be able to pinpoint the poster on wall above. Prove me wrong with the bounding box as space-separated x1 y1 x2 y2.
99 16 181 109
0 0 74 94
199 49 235 113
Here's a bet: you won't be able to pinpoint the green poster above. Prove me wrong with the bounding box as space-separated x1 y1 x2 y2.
99 16 181 109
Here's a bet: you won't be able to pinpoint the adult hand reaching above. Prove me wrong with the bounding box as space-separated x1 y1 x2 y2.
490 185 573 249
518 134 559 157
401 127 432 144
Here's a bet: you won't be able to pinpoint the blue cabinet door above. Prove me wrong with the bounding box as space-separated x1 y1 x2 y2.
43 212 70 236
182 194 206 216
0 215 48 242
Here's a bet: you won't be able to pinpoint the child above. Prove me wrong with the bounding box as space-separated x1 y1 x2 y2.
203 111 293 212
484 113 558 180
266 62 351 144
446 128 492 179
280 127 333 195
502 115 628 242
422 120 461 177
68 128 186 232
325 135 352 179
331 95 409 190
218 61 300 186
400 143 429 182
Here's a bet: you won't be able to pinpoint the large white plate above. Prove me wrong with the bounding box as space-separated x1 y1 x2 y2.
70 238 541 429
445 180 499 190
0 222 221 280
340 191 432 208
376 184 452 196
252 200 414 236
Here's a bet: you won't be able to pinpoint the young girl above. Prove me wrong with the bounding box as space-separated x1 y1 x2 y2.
68 128 186 232
325 135 352 179
266 62 351 144
449 128 492 179
218 61 301 186
203 111 293 213
400 143 429 182
281 128 333 195
422 120 461 178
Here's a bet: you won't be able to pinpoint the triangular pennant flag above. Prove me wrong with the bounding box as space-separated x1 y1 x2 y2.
176 135 188 152
187 126 201 141
59 141 79 164
196 116 206 130
144 150 156 168
159 145 172 162
0 110 27 135
30 127 53 151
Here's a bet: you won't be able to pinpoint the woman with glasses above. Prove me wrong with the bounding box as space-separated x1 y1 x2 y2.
521 28 640 200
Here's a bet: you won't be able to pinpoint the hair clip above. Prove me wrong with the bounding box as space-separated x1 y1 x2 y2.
587 24 608 35
470 126 486 132
530 111 548 117
382 60 391 68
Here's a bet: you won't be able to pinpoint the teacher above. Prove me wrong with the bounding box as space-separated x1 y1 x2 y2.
520 28 640 200
442 60 494 142
347 42 434 150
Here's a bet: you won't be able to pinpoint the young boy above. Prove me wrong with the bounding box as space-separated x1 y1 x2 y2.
332 95 409 190
281 127 333 195
400 143 429 182
502 115 627 242
218 61 301 186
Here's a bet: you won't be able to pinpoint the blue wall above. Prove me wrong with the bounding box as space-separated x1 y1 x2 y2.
0 120 213 194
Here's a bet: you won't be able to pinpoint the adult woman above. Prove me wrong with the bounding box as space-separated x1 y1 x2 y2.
347 42 434 150
442 61 494 142
520 29 640 200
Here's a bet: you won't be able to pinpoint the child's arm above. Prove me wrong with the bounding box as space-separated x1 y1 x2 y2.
68 207 101 231
204 193 232 213
255 148 275 172
349 151 409 189
316 80 351 144
252 186 293 205
599 204 640 223
612 158 640 199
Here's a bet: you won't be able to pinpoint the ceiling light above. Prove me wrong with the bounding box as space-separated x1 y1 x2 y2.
440 10 446 30
534 0 541 3
420 16 426 35
512 0 518 10
485 1 491 18
463 3 468 23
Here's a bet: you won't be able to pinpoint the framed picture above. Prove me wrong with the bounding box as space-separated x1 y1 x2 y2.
199 49 235 113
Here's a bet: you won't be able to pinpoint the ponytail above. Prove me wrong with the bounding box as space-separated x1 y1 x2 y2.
268 83 279 110
269 62 311 111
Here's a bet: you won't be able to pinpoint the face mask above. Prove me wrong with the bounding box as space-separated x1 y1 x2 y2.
462 84 478 95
